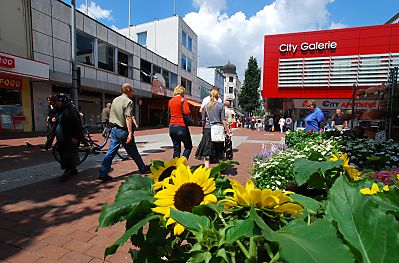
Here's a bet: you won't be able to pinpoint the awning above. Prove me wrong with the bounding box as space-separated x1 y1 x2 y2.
187 99 202 107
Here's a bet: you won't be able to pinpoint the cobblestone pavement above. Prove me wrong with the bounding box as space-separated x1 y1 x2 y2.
0 127 283 263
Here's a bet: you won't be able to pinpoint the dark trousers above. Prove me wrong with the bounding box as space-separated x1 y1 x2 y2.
99 127 146 177
44 123 56 148
57 141 79 171
169 125 193 159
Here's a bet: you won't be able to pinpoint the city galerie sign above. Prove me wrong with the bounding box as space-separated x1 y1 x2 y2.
279 41 337 53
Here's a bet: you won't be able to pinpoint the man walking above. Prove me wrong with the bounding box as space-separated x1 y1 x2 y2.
98 83 150 181
101 102 111 136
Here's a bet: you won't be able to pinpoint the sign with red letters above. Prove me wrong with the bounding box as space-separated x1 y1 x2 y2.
0 55 16 68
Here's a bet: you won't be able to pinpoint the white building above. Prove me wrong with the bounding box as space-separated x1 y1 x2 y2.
120 16 198 98
197 67 224 100
221 63 241 109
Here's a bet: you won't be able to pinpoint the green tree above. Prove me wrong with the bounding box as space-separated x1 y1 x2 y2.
238 56 261 113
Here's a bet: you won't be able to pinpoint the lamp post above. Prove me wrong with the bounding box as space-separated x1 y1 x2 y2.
138 98 143 126
71 0 78 108
351 84 357 128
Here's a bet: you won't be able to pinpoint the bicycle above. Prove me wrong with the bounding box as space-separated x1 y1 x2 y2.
52 124 130 165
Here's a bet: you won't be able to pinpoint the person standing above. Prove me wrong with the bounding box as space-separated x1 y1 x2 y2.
53 94 84 182
168 85 193 159
268 117 274 131
304 100 325 131
278 116 286 133
285 116 293 131
223 100 234 160
42 95 57 150
98 83 150 181
332 109 348 131
196 89 228 167
200 86 222 113
101 102 111 136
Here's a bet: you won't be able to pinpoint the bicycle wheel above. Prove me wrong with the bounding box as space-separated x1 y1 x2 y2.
117 147 130 161
52 142 90 165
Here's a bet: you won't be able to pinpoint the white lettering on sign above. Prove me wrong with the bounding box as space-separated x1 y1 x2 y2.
279 41 337 53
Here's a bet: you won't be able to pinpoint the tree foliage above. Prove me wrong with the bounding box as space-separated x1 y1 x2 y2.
238 56 261 113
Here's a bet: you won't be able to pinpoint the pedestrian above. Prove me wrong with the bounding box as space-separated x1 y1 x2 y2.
278 116 286 133
332 109 348 131
200 86 222 113
304 100 325 131
98 83 150 181
285 116 293 131
168 85 193 159
42 95 57 150
223 100 234 160
268 117 274 131
53 94 84 182
195 89 228 168
101 102 111 136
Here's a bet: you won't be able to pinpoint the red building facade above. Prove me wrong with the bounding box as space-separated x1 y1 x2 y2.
262 23 399 100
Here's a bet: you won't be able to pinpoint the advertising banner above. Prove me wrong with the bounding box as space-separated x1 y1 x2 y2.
293 99 379 110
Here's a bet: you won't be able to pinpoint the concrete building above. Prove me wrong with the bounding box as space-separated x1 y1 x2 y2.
197 67 225 100
1 0 203 132
221 63 241 109
120 16 198 102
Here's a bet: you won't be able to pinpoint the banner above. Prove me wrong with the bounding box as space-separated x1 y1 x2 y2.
293 99 379 110
0 75 23 89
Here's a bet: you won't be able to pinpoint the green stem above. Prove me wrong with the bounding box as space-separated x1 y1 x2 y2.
263 243 274 260
216 211 250 259
248 237 257 262
270 251 280 263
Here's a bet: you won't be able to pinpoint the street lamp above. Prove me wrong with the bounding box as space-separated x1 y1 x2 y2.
71 0 78 108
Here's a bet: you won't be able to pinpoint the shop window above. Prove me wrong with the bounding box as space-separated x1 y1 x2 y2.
162 69 170 89
118 51 129 77
181 77 192 95
170 72 178 88
0 88 23 126
188 36 192 51
140 59 152 83
77 31 94 66
98 41 114 72
137 31 147 46
182 30 187 48
181 54 187 71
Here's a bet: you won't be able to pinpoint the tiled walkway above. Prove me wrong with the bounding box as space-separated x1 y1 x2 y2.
0 127 284 262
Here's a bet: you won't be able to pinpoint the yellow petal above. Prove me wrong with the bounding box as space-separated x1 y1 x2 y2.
202 194 217 204
152 206 170 216
382 185 390 192
174 223 185 235
370 183 379 194
166 217 176 226
360 188 371 195
245 180 256 192
274 203 303 216
250 189 262 206
154 198 174 207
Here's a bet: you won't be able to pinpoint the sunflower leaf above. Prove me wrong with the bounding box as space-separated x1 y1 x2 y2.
170 209 210 232
325 176 399 263
151 160 165 169
116 174 153 201
290 194 322 214
210 160 240 177
293 158 343 186
104 214 158 258
370 190 399 214
222 219 256 244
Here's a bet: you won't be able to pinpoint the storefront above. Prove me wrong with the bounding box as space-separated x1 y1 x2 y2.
262 23 399 124
0 52 49 132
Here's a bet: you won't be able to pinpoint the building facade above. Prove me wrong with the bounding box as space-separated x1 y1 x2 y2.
1 0 204 132
262 23 399 118
221 63 241 109
197 67 225 100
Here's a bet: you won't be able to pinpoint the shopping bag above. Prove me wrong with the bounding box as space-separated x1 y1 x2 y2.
225 137 233 160
211 124 225 142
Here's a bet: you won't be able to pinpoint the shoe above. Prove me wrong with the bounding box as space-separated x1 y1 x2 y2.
98 175 113 182
59 170 71 183
140 165 152 175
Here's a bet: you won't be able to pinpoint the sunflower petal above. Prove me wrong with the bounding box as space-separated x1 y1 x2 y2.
174 223 185 235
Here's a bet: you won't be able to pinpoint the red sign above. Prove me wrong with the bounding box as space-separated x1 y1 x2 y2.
0 55 16 68
0 75 23 89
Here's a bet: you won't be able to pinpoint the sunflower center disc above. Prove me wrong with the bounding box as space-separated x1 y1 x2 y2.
159 166 176 181
174 183 205 212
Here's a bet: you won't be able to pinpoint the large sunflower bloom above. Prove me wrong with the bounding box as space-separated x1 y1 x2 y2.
223 179 303 217
150 157 187 190
330 153 362 181
152 165 217 235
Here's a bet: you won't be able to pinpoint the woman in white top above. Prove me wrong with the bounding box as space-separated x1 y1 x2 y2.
278 117 286 133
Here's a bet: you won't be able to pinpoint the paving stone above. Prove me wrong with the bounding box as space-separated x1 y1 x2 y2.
108 252 131 263
68 230 96 242
5 250 42 263
63 239 93 254
37 244 69 260
59 251 93 263
41 233 73 247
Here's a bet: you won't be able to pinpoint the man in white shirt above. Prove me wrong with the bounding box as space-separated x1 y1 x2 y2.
200 86 222 113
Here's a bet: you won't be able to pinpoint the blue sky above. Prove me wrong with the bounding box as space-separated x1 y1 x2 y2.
71 0 398 78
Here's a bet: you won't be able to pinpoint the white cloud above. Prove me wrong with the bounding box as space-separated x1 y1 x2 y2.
184 0 335 80
78 2 113 22
329 21 347 29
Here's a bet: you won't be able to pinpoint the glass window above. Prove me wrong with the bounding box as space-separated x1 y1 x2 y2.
137 31 147 46
98 41 114 72
77 32 94 66
181 54 187 71
188 36 192 51
229 76 234 82
0 89 22 116
187 58 192 73
181 77 192 95
140 59 152 83
229 87 233 93
162 69 170 89
170 72 178 88
182 31 187 47
118 51 129 77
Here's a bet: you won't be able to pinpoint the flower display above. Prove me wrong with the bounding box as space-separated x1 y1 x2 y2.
152 165 217 235
223 179 303 217
360 183 389 195
330 153 362 181
150 157 187 189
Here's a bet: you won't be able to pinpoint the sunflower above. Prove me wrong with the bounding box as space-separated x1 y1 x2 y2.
330 153 362 181
360 183 390 195
223 179 303 217
150 157 187 190
152 165 217 235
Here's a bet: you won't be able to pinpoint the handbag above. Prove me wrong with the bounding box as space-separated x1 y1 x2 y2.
211 124 225 142
181 97 194 126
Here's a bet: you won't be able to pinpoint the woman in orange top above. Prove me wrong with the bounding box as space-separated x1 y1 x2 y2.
168 85 193 159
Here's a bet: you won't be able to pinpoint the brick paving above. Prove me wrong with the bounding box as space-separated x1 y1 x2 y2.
0 127 284 262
